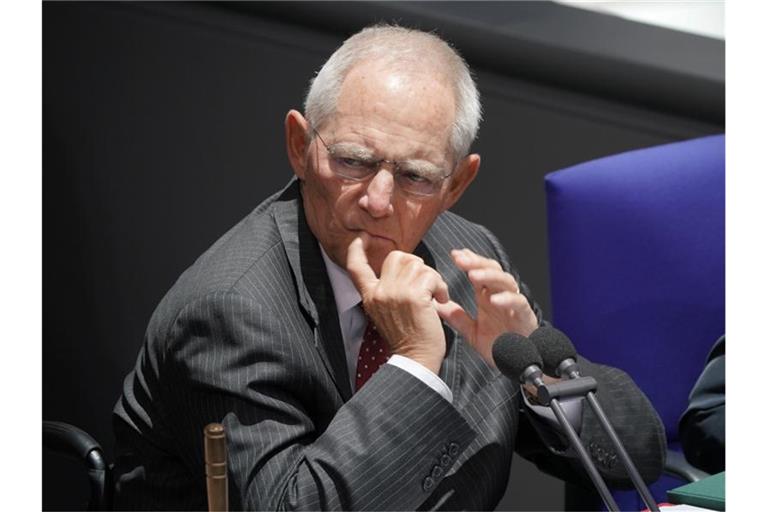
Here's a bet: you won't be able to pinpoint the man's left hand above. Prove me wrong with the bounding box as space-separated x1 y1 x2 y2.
434 248 538 368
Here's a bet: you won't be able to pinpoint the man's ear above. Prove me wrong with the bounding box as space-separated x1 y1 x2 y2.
442 153 480 211
285 109 310 180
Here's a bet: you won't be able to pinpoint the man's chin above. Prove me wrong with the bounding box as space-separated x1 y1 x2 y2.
368 247 402 278
366 253 387 278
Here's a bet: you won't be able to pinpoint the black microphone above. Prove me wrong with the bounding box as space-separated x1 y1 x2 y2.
528 325 579 377
491 332 545 388
492 333 619 512
529 326 660 512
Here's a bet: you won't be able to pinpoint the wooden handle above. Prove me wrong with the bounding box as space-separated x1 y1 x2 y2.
204 423 228 512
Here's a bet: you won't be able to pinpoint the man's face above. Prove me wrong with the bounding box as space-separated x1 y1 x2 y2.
289 61 477 275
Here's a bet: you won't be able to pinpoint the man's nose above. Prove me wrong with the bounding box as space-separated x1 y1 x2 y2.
359 169 395 218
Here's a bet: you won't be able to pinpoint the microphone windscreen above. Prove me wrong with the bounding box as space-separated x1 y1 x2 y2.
492 333 543 380
529 326 577 375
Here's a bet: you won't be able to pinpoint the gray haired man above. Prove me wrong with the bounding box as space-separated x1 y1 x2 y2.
113 25 665 510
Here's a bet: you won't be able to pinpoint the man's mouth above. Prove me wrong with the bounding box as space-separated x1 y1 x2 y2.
350 228 395 245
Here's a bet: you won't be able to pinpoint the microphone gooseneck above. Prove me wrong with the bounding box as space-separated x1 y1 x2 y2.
529 326 660 512
492 332 620 512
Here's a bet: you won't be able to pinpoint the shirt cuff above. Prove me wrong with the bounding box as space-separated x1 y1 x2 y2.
522 387 584 433
387 355 453 403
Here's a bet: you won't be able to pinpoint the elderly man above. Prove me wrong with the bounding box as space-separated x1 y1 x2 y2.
113 25 665 510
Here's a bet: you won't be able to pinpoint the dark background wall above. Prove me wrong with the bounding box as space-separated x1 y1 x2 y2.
43 2 724 510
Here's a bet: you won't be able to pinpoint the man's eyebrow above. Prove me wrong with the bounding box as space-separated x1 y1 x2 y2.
399 159 446 177
327 142 376 160
329 141 447 175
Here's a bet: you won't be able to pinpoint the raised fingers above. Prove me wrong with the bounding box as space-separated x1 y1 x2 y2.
488 290 528 309
467 268 521 294
451 248 503 272
346 235 378 296
488 291 538 337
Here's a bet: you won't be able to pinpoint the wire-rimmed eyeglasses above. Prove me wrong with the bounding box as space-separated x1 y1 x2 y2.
311 128 454 197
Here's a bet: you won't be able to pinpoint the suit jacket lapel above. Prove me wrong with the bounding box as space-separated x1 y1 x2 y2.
274 180 353 401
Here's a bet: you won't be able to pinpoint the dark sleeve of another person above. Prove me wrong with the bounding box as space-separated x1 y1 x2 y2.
679 335 725 474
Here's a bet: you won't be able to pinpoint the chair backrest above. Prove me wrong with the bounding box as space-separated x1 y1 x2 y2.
545 134 724 442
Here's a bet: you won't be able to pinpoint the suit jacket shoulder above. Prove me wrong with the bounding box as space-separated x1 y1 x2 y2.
144 181 304 350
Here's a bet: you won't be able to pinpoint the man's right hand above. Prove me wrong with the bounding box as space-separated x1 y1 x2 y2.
346 235 450 374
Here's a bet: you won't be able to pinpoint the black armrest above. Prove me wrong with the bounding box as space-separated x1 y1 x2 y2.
44 421 102 464
44 420 107 471
43 421 111 510
665 450 711 483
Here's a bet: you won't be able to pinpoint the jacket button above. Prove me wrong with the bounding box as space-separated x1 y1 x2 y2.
431 465 444 479
422 476 435 492
440 454 452 467
448 442 459 457
598 447 607 466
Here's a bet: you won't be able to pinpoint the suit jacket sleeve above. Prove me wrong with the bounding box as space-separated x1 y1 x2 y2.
679 335 725 474
514 358 667 489
476 225 667 489
160 290 478 511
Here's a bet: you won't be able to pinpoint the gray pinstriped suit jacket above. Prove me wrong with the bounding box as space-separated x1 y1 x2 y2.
112 179 665 510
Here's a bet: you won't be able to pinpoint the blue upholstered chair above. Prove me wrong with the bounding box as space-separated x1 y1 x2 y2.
544 134 724 510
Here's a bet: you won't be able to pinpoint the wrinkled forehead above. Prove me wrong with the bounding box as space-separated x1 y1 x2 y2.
328 61 456 160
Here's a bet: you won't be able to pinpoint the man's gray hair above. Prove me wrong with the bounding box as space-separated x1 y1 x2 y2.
304 24 482 161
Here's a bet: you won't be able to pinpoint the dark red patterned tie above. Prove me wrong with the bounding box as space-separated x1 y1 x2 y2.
355 315 391 391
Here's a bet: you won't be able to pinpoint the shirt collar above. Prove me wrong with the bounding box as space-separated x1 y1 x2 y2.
320 246 362 315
